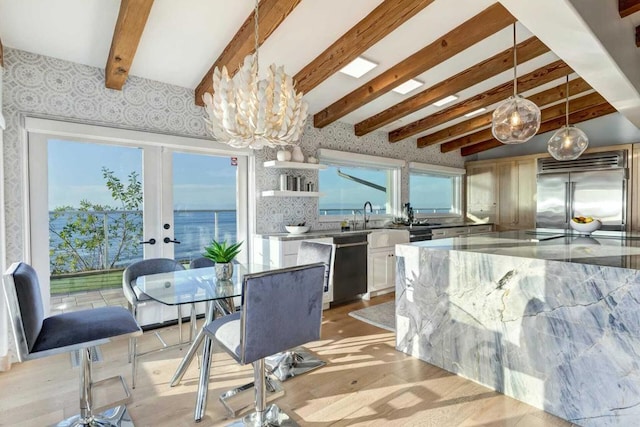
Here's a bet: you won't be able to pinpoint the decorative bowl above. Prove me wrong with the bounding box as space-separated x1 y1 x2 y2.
285 225 310 234
569 218 601 234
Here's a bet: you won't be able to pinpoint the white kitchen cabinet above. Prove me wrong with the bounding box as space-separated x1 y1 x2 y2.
365 229 409 299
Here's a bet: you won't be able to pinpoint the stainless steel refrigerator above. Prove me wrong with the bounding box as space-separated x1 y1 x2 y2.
536 151 628 231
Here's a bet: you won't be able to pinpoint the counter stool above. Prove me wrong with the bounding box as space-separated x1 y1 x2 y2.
265 241 333 381
3 262 142 427
197 263 326 425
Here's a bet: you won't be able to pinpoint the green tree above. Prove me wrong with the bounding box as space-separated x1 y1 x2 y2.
49 167 143 274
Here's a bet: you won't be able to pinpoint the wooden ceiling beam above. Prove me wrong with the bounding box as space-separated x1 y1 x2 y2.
441 91 604 152
354 37 549 137
294 0 435 95
389 59 572 142
105 0 154 90
460 102 616 156
194 0 302 106
431 77 592 150
619 0 640 17
313 3 515 128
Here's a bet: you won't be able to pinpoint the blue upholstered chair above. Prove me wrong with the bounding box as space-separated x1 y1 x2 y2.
189 257 215 269
198 263 326 424
3 262 141 427
266 241 333 381
122 258 192 388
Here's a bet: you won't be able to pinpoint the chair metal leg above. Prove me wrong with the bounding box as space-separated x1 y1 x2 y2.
265 347 326 382
55 347 135 427
226 359 297 427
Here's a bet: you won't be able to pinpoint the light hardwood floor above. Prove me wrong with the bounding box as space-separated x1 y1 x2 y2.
0 295 575 426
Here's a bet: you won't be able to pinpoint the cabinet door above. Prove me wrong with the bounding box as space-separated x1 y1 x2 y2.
369 250 394 292
516 159 536 229
466 164 497 220
497 162 517 229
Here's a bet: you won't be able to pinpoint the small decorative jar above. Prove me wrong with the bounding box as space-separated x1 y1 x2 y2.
276 149 291 161
291 146 304 162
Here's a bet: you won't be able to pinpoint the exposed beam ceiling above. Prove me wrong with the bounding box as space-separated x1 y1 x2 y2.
460 102 616 156
105 0 154 90
441 91 604 152
294 0 435 95
619 0 640 18
354 36 549 137
194 0 301 106
390 59 572 143
313 3 516 128
429 77 592 150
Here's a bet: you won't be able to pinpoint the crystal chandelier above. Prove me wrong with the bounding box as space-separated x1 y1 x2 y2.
547 75 589 160
491 24 541 144
202 0 308 149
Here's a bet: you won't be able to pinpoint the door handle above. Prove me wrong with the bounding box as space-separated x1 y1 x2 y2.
140 238 156 245
164 237 181 244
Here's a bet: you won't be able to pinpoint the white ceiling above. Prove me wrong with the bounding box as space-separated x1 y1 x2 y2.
1 0 639 149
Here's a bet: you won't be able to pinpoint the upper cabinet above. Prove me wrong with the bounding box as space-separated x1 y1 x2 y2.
466 158 536 230
466 163 497 222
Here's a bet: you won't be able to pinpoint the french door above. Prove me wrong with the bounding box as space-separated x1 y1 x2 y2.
26 122 250 320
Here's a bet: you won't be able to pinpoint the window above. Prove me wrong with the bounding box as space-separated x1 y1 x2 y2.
318 149 402 220
408 162 465 217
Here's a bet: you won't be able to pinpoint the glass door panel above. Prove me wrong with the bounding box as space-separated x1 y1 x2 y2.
169 152 240 264
28 136 145 313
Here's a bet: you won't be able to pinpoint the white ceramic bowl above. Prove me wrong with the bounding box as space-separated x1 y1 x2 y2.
569 218 601 234
285 225 310 235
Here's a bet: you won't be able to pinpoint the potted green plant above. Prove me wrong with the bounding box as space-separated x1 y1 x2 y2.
203 239 243 280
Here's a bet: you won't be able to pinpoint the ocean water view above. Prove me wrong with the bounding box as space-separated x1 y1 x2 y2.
49 209 238 274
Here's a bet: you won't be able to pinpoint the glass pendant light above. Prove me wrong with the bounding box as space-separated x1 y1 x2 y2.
491 24 541 144
547 75 589 161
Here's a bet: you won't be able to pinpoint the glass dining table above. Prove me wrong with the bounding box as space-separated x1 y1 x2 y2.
135 263 271 421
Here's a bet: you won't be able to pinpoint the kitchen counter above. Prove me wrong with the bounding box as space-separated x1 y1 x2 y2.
254 229 372 241
255 222 492 241
412 229 640 268
395 230 640 426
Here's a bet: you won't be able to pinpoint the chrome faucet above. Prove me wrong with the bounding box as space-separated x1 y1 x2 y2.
363 201 373 229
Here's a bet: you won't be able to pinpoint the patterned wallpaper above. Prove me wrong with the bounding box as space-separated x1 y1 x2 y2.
2 47 465 262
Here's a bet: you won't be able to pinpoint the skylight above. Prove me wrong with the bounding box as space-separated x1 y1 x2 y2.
339 57 378 78
432 95 459 107
464 108 487 117
392 79 424 95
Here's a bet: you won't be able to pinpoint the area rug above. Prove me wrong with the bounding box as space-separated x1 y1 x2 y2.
348 300 395 332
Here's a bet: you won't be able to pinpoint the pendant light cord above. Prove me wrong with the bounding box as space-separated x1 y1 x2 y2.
512 23 517 97
565 75 570 126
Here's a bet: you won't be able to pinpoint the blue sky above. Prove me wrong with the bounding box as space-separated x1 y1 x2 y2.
48 139 237 210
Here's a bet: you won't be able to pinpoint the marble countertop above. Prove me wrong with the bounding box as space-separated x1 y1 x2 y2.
256 222 492 240
400 229 640 268
255 229 373 241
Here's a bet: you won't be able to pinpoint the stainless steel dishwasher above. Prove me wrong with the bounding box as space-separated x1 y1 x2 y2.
332 234 368 305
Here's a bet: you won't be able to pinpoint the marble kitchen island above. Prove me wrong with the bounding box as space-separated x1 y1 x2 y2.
395 230 640 427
